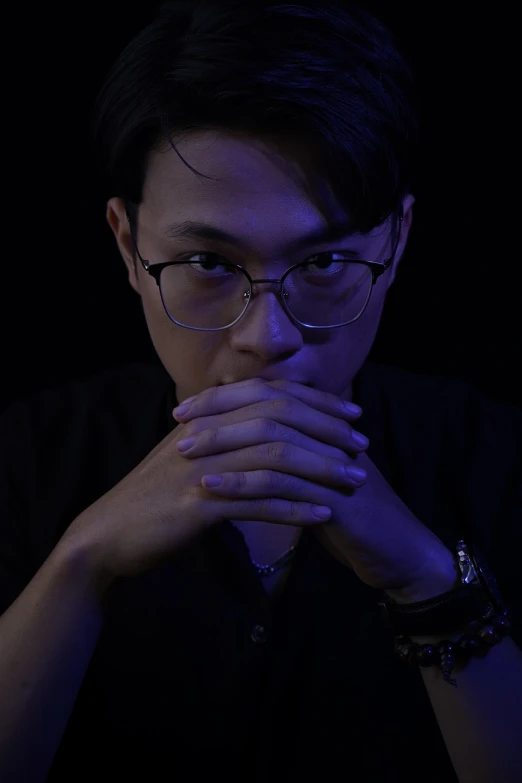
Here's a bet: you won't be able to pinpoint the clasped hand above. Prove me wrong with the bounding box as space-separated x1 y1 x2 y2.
173 378 456 598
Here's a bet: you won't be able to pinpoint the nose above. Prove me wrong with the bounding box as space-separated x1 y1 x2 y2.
228 282 303 359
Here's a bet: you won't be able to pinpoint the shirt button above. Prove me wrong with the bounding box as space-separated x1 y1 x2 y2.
250 624 267 644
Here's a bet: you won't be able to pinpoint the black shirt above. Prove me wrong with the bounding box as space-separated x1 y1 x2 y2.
1 360 521 782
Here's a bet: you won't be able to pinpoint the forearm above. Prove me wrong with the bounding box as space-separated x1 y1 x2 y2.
386 543 522 783
0 536 107 783
412 630 522 783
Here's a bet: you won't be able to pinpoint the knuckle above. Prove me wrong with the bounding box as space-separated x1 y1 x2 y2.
271 397 295 418
250 378 271 396
269 378 290 393
259 497 277 516
274 470 295 491
256 417 279 439
260 469 281 490
289 501 303 521
285 473 298 491
204 427 220 449
277 422 299 444
266 441 291 463
204 385 220 409
233 471 248 489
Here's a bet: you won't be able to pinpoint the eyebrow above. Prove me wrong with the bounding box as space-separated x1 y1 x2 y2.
161 218 358 255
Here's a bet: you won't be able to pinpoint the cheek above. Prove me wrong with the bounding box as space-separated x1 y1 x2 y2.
138 285 226 394
138 283 169 343
316 286 387 388
167 335 226 403
350 286 387 349
363 281 388 323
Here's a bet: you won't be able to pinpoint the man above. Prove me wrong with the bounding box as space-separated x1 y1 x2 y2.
1 2 521 782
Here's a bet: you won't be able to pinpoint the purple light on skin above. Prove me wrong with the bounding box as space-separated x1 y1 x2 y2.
218 378 314 388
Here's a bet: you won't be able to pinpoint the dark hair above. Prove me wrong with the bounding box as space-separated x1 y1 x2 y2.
91 0 418 234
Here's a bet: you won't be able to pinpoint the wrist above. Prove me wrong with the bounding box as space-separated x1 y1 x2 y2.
56 518 117 604
384 547 460 606
383 548 470 643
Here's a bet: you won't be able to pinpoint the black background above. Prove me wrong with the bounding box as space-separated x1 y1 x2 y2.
2 2 519 413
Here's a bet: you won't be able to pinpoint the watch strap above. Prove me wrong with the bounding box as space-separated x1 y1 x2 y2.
379 582 496 636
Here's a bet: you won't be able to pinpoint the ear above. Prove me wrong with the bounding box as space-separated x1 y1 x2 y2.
106 197 141 294
386 193 415 288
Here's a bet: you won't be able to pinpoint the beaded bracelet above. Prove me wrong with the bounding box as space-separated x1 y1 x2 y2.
395 611 512 687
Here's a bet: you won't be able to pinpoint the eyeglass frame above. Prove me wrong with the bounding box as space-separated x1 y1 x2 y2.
125 205 404 331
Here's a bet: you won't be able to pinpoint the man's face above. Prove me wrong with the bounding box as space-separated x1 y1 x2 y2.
107 131 414 404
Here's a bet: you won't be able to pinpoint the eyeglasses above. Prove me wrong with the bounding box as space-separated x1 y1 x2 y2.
126 208 403 331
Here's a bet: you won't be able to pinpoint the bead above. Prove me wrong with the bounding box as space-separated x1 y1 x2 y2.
479 625 502 645
397 644 415 664
438 640 455 655
393 611 512 675
416 644 437 666
492 614 511 634
457 633 482 656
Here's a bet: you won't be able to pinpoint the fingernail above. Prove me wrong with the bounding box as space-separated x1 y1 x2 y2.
352 431 369 449
202 474 223 488
173 402 191 418
346 465 367 482
344 401 362 416
312 505 332 520
176 437 196 453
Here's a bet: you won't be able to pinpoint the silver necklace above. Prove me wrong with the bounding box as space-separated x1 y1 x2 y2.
251 545 297 578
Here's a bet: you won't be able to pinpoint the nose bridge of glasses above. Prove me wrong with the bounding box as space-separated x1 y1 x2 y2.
250 274 283 284
246 276 288 301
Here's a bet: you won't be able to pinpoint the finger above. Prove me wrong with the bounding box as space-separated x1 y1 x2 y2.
173 377 361 423
198 442 366 489
267 378 362 419
180 399 368 455
200 466 361 500
176 417 349 463
217 496 332 525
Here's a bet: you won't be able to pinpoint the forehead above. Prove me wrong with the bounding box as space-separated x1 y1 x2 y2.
140 131 386 245
143 130 343 219
144 131 343 220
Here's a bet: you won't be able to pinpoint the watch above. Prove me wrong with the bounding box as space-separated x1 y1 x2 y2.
378 539 508 637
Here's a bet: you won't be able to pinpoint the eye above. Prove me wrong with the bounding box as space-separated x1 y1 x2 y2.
302 252 356 275
183 252 235 276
